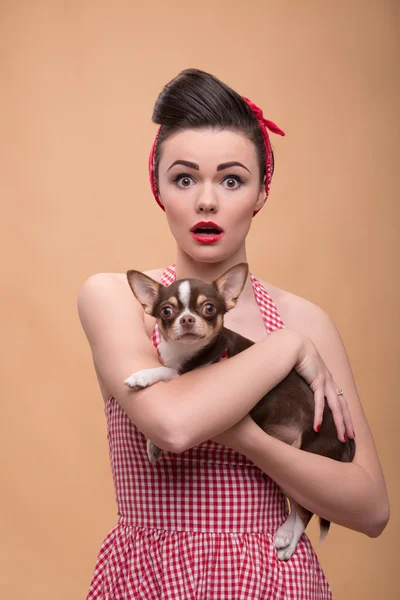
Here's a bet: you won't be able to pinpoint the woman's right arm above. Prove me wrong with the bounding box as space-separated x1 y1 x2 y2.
77 273 318 452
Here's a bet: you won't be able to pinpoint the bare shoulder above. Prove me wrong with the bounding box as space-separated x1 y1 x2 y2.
77 268 165 342
77 268 165 404
77 272 143 343
259 277 333 339
78 267 164 296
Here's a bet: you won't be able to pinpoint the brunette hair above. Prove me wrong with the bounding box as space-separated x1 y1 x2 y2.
151 68 274 195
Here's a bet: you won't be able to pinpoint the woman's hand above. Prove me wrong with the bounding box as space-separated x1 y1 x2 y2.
213 332 355 449
211 414 256 451
294 334 355 442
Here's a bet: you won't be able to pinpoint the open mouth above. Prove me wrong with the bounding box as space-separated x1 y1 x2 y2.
190 221 225 244
192 227 222 235
190 221 224 235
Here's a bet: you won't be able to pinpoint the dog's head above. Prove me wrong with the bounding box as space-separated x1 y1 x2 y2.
126 263 249 345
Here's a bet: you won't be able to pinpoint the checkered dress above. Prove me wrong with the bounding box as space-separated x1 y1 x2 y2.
86 265 333 599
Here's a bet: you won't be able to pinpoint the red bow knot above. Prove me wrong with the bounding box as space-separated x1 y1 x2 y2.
242 96 285 137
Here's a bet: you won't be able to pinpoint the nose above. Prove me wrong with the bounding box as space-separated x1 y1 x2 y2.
179 314 195 327
196 183 218 213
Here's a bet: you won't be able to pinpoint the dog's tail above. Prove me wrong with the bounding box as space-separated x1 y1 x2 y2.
318 518 330 544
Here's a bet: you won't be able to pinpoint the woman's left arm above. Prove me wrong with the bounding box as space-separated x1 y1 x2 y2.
212 308 390 538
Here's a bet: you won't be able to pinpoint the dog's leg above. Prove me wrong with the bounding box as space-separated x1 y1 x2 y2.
124 366 179 390
275 499 312 560
270 431 312 560
274 499 297 552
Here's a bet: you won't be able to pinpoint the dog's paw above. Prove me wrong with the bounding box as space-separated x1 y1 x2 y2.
274 517 302 560
124 371 152 390
277 544 297 561
147 440 162 464
274 521 295 551
124 367 178 390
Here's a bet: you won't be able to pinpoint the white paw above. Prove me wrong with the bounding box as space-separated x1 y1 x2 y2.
124 367 179 390
124 370 153 390
147 439 162 464
274 531 294 550
277 544 297 561
274 522 294 550
274 517 303 560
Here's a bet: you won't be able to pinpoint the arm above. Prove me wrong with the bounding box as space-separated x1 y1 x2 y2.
213 308 390 538
77 273 304 452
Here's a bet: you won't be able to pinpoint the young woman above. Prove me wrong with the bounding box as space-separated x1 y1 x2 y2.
78 68 389 599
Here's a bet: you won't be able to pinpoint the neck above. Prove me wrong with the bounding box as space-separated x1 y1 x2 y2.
173 244 255 304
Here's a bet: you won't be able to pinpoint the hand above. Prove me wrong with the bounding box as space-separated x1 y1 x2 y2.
211 414 256 451
295 335 354 443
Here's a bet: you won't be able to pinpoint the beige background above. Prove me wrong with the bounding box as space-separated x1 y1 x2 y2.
1 1 398 598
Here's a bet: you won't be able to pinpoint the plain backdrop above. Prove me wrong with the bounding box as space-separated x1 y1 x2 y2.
1 1 398 598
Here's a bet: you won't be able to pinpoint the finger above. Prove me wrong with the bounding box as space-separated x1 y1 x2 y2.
337 394 355 439
313 387 325 432
326 385 346 442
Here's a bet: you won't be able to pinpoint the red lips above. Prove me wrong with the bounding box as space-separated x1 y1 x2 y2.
190 221 224 233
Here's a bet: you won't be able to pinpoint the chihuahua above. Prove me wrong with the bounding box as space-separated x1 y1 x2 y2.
124 263 355 560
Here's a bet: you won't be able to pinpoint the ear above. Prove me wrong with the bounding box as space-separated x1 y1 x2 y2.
254 182 266 213
214 263 249 310
126 270 162 315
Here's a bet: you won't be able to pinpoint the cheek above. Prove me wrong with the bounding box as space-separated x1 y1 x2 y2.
228 199 255 230
236 201 254 220
167 200 185 218
160 187 186 217
165 205 188 238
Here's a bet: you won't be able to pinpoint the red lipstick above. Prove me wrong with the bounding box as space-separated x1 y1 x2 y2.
190 221 224 244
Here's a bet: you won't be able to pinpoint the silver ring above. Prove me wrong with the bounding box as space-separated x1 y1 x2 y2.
337 389 344 396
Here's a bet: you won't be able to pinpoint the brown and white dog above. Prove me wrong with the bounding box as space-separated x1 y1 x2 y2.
124 263 355 560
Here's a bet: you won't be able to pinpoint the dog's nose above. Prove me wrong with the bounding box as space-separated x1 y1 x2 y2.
179 315 195 327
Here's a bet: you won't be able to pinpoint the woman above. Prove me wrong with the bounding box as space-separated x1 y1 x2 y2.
78 68 389 599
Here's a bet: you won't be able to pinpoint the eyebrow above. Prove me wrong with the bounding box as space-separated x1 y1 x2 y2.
167 160 251 173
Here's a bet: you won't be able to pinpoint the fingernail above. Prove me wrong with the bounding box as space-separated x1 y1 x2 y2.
315 424 321 433
343 433 347 442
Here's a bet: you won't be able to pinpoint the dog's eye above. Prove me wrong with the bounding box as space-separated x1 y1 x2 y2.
202 303 216 316
161 306 174 319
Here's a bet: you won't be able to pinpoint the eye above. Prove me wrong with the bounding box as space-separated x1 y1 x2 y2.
161 306 174 319
172 173 244 189
223 175 244 189
173 173 195 188
202 303 216 317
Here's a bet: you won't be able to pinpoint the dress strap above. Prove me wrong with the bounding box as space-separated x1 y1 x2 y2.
249 273 285 333
151 265 285 352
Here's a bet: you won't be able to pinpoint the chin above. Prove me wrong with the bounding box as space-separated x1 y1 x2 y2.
183 242 234 263
177 335 204 344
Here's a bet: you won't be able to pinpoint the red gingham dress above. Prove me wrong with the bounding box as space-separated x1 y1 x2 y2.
86 265 333 599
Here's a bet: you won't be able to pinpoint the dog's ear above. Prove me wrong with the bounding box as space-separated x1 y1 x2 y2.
126 270 161 315
214 263 249 310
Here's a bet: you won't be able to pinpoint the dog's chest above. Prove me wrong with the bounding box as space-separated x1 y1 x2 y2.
158 337 209 370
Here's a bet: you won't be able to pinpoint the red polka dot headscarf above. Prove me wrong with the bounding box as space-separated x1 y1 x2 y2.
148 96 285 217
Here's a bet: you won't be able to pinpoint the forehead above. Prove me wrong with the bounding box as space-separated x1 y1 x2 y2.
159 128 257 168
